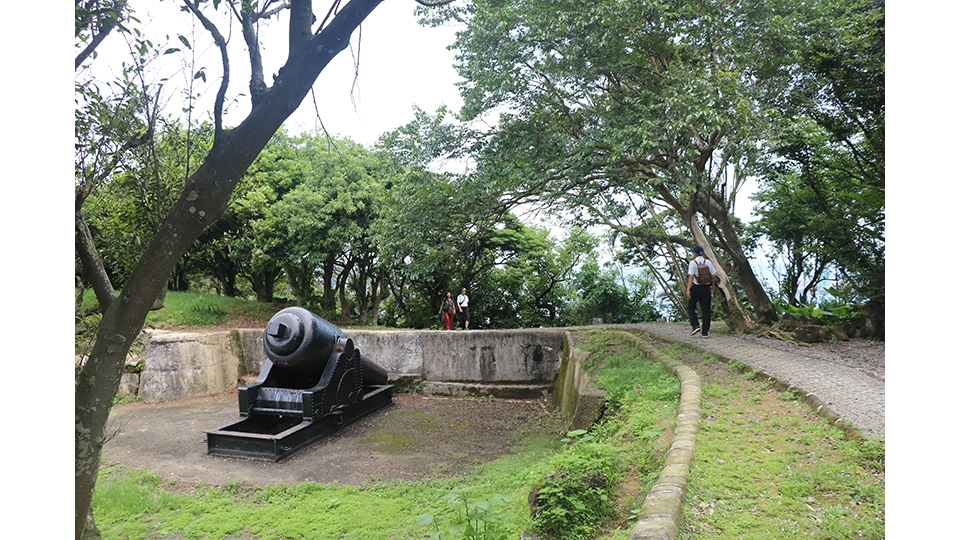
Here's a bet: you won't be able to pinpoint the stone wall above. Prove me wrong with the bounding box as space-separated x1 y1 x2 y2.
123 328 566 403
134 329 266 402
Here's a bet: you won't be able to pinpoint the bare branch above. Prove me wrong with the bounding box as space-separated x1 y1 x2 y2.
259 0 291 19
182 1 230 144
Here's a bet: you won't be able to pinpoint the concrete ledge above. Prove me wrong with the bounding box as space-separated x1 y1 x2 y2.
552 333 607 430
422 381 553 399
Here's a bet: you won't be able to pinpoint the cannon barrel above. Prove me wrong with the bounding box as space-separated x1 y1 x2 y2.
263 306 387 386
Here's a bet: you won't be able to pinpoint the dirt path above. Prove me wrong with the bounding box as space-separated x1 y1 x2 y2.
101 391 562 489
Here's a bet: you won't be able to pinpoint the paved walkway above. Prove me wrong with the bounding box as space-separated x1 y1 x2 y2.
627 323 885 439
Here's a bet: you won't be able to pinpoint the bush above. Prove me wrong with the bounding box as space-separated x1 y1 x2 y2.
530 433 620 540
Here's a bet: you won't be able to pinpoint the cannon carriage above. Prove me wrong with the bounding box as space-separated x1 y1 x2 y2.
205 307 393 461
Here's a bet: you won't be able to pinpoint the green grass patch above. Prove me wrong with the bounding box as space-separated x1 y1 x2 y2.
143 291 279 329
676 353 885 539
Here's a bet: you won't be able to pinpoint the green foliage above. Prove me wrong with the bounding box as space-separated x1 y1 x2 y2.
417 492 515 540
83 119 216 290
752 0 884 319
772 290 861 328
141 291 276 330
419 0 803 325
531 432 621 540
560 260 662 326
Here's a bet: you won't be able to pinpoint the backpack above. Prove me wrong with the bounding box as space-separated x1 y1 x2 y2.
695 258 713 286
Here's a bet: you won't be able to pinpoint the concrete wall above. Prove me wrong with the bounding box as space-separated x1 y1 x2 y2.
552 341 607 430
127 328 565 402
348 329 565 383
137 329 267 402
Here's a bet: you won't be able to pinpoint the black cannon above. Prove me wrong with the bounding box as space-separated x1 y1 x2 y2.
206 307 393 461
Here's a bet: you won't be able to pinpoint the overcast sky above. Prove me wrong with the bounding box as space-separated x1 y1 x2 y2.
91 0 465 147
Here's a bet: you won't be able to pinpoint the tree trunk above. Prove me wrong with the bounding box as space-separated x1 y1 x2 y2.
250 265 280 303
687 219 755 333
337 259 355 322
321 252 336 313
213 250 239 297
656 185 755 332
697 191 778 325
75 1 386 536
370 269 388 326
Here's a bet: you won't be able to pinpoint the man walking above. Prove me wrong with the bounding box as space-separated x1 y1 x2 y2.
686 246 716 338
457 287 470 330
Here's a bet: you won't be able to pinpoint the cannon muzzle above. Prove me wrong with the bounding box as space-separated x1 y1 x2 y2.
263 306 387 385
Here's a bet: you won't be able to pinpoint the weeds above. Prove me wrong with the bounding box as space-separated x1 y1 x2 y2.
417 492 515 539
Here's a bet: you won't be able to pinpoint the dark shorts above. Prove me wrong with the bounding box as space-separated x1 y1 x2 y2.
459 306 469 322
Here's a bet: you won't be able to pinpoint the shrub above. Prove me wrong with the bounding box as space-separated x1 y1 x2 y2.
530 433 620 540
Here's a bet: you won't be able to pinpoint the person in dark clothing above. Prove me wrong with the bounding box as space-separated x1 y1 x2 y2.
686 245 716 338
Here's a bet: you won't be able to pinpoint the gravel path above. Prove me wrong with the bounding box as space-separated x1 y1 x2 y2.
625 322 885 439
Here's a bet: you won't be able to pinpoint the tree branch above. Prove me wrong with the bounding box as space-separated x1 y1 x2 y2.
75 212 117 311
182 1 230 144
289 0 315 57
75 0 129 70
232 1 269 106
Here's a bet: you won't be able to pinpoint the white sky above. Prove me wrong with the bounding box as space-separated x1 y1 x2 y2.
88 0 465 147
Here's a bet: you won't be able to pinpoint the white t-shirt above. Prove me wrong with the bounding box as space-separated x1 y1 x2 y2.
687 257 716 285
457 294 469 307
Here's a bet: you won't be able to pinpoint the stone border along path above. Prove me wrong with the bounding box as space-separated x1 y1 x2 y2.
629 322 884 439
601 324 884 540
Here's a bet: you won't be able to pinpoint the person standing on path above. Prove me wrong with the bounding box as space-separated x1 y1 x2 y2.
439 291 456 330
457 287 470 330
686 246 716 338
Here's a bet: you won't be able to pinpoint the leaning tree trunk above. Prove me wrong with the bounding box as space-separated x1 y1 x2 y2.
687 218 755 333
74 1 385 536
657 185 755 332
697 191 778 325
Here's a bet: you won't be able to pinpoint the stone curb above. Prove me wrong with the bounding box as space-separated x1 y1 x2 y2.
638 330 865 441
612 327 866 540
608 331 703 540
